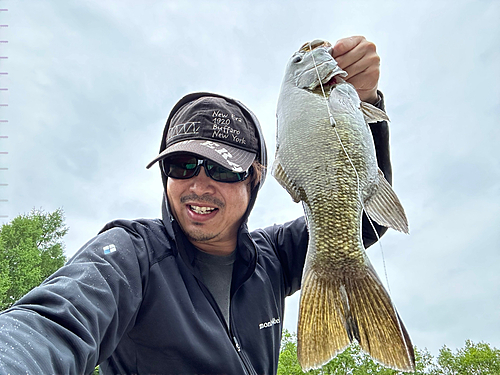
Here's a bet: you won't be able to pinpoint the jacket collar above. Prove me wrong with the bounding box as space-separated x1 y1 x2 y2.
161 193 257 288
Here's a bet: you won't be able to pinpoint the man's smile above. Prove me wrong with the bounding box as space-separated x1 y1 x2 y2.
188 205 218 215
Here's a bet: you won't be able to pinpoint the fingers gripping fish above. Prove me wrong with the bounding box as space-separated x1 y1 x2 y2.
272 40 415 372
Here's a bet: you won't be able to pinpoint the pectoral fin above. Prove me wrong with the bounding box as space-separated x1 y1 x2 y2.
360 102 390 124
271 158 302 203
364 169 409 234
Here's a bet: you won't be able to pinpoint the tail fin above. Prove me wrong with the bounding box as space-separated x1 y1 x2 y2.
297 265 415 372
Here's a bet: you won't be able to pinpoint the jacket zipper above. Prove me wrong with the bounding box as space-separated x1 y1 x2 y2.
230 293 257 375
194 277 255 374
233 336 241 352
230 328 255 375
230 234 263 375
183 226 259 374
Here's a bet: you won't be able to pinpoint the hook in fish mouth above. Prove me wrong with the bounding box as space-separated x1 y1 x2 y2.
307 64 347 94
295 39 347 93
322 72 343 88
297 64 347 94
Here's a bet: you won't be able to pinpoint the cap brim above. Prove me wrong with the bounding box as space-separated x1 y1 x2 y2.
146 139 256 173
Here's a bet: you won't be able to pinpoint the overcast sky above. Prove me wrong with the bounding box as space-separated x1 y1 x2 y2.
4 0 499 358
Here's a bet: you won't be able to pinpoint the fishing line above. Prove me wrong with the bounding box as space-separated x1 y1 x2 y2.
307 45 365 231
308 43 384 280
309 42 413 367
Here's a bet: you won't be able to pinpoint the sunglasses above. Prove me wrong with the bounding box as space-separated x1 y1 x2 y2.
161 154 251 183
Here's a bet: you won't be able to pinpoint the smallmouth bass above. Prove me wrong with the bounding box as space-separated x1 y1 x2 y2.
272 39 415 371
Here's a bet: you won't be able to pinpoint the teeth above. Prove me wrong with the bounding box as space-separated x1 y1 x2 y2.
190 205 216 214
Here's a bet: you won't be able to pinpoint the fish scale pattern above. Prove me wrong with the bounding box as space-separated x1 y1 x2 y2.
286 111 375 277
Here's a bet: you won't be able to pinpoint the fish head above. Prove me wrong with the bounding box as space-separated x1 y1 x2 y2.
283 39 348 93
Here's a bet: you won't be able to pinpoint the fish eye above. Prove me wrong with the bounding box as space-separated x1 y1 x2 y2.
292 54 303 64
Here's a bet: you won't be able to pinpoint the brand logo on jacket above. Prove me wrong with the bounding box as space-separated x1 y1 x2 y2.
103 244 117 254
259 317 280 330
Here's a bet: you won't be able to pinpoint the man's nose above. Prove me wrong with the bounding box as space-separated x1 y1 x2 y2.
189 166 216 194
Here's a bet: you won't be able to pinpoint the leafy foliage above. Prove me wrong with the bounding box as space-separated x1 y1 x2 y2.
0 208 68 310
436 340 500 375
278 330 499 375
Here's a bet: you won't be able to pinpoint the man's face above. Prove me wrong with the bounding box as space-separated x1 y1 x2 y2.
166 161 251 255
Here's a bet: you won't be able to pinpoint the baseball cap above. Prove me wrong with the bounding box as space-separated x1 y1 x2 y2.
146 96 259 173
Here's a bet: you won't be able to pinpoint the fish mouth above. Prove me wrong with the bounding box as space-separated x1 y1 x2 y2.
320 69 345 89
308 65 347 95
295 39 348 94
296 60 347 93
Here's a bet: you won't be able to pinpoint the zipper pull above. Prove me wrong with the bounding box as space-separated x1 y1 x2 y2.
233 336 241 352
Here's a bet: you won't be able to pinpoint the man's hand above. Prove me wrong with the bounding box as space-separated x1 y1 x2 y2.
331 36 380 104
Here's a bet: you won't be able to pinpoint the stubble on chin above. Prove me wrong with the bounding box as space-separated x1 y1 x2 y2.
185 225 220 243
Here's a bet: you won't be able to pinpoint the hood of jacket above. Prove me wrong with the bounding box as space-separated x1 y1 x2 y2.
157 92 268 229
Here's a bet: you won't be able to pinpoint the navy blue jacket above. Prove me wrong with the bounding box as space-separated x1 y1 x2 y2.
0 207 308 374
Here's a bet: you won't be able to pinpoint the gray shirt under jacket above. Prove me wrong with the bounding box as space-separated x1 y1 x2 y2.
195 248 236 327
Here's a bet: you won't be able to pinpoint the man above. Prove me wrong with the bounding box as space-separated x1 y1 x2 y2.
0 36 390 374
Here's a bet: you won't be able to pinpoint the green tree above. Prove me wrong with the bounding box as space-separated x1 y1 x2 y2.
0 208 68 310
436 340 500 375
278 330 308 375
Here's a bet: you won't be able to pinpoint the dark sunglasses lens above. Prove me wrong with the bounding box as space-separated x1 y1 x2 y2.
163 156 198 179
206 162 247 182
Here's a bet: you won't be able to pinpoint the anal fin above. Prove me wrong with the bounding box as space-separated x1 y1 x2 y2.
364 169 409 234
361 102 390 123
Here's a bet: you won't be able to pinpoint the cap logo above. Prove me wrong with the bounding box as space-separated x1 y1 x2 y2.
211 110 247 145
167 121 200 141
200 140 244 172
